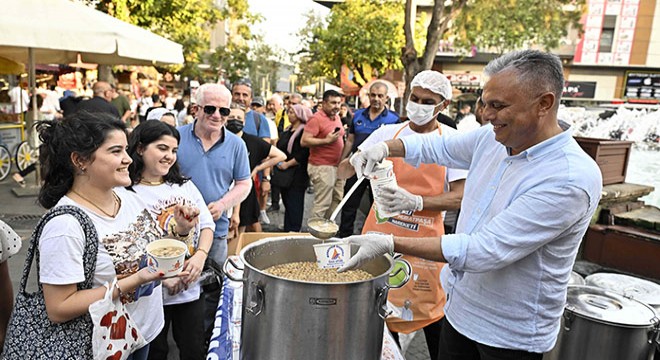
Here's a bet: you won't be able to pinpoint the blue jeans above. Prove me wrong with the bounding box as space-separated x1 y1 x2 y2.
127 343 150 360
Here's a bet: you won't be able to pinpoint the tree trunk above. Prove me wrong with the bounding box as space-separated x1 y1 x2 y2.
401 0 468 116
98 65 115 84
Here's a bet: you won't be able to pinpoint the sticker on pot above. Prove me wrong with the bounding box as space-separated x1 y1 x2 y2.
314 242 351 269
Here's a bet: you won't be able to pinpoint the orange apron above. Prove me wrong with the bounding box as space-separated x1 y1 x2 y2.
362 123 447 334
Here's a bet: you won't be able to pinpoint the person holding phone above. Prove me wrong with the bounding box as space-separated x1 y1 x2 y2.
301 90 346 219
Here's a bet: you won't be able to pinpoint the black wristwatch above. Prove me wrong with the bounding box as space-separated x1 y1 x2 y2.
263 175 271 182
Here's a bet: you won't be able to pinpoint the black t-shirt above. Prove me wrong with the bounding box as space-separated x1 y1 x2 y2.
76 97 121 118
239 132 272 226
241 132 271 170
60 96 83 117
275 128 310 188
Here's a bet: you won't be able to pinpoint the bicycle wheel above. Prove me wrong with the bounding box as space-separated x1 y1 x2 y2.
15 141 38 172
0 145 11 181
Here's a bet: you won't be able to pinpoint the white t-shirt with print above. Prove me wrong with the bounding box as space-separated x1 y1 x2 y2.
39 192 164 343
120 181 215 305
359 121 468 185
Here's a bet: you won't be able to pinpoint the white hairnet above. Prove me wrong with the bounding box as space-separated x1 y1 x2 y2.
410 70 453 100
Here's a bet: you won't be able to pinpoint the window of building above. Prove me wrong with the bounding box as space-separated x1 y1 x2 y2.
599 15 617 53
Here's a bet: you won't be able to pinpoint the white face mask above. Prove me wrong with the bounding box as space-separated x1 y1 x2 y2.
406 101 442 126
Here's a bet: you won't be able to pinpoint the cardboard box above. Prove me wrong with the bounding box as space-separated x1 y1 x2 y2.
229 232 311 256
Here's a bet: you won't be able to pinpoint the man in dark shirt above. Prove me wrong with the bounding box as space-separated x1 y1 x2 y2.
225 104 285 234
59 90 83 117
110 84 132 125
337 81 400 237
76 81 120 117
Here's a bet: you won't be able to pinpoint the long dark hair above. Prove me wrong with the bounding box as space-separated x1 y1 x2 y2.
127 121 188 186
37 111 126 209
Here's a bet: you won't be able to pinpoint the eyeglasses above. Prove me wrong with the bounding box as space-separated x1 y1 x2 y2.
203 105 231 116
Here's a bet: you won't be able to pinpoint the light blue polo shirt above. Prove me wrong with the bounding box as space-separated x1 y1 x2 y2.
177 122 251 238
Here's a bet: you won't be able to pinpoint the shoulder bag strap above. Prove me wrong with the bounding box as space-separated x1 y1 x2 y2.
252 111 261 133
19 205 99 293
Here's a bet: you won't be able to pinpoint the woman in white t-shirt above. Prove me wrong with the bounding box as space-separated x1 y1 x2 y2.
122 120 214 360
30 112 197 360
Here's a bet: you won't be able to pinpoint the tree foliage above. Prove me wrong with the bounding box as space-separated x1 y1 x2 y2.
295 11 328 87
248 42 283 96
297 0 405 87
452 0 585 54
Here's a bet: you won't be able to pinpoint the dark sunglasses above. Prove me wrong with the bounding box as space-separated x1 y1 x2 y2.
203 105 231 116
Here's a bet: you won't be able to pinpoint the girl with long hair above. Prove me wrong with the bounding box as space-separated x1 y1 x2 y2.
7 112 197 360
123 120 214 360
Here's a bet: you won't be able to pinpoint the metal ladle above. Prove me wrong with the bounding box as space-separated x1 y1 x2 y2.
308 176 366 240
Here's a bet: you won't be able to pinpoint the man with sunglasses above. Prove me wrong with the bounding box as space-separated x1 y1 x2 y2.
176 83 252 345
337 81 400 238
231 79 271 142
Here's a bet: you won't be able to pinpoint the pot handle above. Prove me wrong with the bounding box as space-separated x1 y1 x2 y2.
246 282 264 317
388 266 410 289
650 319 660 355
222 257 245 282
376 286 391 320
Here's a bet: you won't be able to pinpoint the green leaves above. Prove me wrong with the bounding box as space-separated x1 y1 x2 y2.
297 0 408 86
452 0 585 54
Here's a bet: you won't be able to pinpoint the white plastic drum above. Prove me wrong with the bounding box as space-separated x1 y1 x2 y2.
585 272 660 313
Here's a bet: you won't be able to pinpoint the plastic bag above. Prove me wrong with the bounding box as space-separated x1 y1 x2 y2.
89 278 146 360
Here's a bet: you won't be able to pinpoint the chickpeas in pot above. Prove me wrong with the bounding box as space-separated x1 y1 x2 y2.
264 261 372 282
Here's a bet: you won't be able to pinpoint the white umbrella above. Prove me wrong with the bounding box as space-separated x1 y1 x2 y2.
0 0 184 195
0 0 184 66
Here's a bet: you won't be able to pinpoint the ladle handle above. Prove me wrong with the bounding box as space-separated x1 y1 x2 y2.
329 176 366 222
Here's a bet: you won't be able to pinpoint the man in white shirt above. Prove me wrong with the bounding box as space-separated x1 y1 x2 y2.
344 50 602 359
8 83 29 114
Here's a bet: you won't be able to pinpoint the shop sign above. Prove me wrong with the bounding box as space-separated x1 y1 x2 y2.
562 81 597 98
445 73 481 87
624 72 660 101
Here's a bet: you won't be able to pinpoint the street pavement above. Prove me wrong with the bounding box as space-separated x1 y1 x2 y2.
0 173 432 359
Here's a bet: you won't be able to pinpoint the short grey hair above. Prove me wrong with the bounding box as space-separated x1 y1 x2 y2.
369 81 388 93
484 50 564 109
270 93 283 106
196 83 231 106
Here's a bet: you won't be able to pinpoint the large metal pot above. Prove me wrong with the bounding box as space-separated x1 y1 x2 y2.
545 285 660 360
224 236 395 360
585 272 660 359
585 272 660 313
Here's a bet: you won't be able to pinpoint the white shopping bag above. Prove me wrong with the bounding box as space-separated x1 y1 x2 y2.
89 278 146 360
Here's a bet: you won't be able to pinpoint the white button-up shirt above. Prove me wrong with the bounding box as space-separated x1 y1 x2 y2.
401 124 602 353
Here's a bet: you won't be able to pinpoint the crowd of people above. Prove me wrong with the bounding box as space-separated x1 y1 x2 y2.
0 49 600 360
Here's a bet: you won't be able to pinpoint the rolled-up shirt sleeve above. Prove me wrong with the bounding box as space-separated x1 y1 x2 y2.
442 184 592 272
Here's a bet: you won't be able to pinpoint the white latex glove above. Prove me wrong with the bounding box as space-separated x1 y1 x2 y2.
349 142 389 178
338 233 394 272
378 186 423 213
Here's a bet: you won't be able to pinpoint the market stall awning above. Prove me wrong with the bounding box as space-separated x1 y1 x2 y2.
0 56 24 75
0 0 184 66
